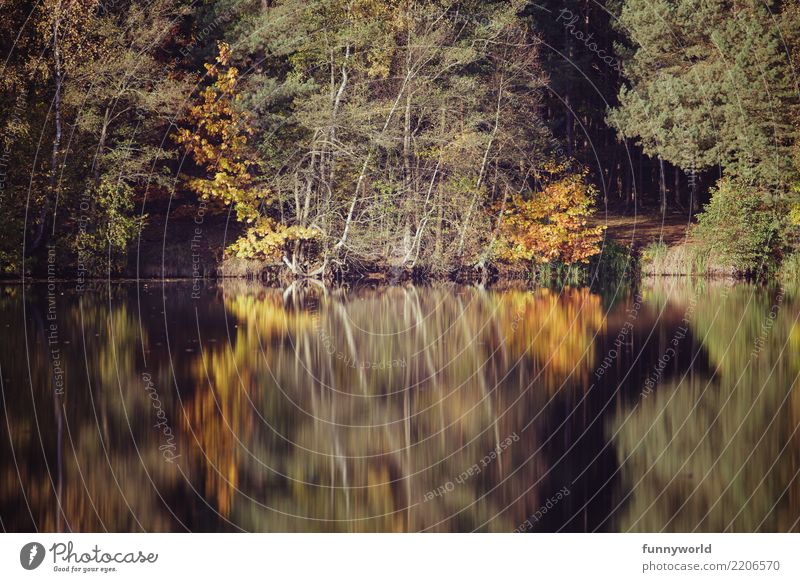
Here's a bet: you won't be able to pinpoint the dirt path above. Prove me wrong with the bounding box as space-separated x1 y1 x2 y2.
591 209 696 250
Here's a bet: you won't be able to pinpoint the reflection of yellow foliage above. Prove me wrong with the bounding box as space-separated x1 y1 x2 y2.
184 285 548 530
224 291 315 339
790 322 800 357
182 289 315 517
788 376 800 532
184 344 253 518
789 202 800 226
501 288 604 388
788 323 800 532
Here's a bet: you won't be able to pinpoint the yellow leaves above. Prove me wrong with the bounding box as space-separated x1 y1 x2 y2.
226 218 321 261
216 41 233 67
495 166 604 265
175 43 268 223
224 292 316 339
789 202 800 227
500 288 604 390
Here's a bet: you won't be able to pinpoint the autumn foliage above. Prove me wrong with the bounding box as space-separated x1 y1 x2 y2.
175 43 319 261
174 43 263 221
494 164 604 265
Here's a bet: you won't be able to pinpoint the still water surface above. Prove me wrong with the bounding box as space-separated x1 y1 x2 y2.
1 279 798 532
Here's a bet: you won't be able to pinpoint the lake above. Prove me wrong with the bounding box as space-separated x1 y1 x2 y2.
1 279 798 532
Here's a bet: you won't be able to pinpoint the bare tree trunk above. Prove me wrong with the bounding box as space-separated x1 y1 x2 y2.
93 107 110 187
403 90 412 198
622 161 631 211
659 156 667 215
636 150 642 210
335 70 413 253
690 173 699 214
564 22 574 158
405 155 441 266
457 73 504 255
565 94 573 158
31 11 63 253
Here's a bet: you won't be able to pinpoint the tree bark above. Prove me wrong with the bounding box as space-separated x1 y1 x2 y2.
659 156 667 214
690 171 699 214
458 73 504 255
31 10 63 253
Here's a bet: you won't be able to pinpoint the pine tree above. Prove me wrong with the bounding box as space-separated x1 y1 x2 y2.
609 0 799 196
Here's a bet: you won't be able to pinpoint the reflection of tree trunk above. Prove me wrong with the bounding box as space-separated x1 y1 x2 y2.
462 292 501 474
55 382 65 532
32 300 67 531
305 317 336 516
331 420 350 526
404 365 412 531
408 289 443 449
334 301 367 396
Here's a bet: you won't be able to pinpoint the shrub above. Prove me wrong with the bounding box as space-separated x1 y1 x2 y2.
494 164 605 265
693 177 783 275
589 239 635 283
71 180 145 275
640 242 668 268
778 252 800 282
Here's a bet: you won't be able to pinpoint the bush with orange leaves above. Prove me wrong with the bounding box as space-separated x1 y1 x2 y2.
493 164 604 265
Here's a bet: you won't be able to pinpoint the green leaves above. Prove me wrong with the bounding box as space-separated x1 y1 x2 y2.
694 177 785 275
611 0 799 190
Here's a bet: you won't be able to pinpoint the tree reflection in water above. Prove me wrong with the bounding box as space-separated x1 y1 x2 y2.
0 279 797 531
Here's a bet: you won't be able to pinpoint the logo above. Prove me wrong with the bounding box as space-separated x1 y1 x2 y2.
20 542 46 570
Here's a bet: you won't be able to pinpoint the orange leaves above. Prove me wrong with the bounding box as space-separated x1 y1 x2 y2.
174 42 264 223
495 166 604 265
500 288 605 389
176 43 321 263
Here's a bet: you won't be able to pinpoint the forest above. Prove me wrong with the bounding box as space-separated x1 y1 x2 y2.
1 0 799 282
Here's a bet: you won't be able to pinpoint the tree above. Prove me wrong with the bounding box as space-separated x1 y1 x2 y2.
1 0 192 275
68 0 192 273
175 42 265 221
493 163 604 265
175 43 319 268
693 177 784 275
609 0 799 201
206 0 558 276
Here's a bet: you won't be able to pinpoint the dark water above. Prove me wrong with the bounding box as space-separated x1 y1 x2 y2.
0 279 798 532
